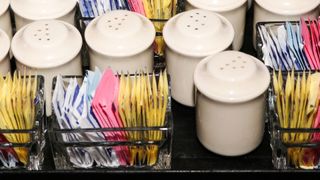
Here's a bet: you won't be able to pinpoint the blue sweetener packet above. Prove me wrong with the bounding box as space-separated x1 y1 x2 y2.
79 0 90 17
277 25 296 70
285 22 303 70
268 26 290 71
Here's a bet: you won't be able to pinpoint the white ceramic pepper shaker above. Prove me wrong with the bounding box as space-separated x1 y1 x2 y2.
186 0 247 50
11 0 77 30
194 51 270 156
0 0 12 38
11 20 83 116
85 10 155 73
0 29 10 75
163 9 234 107
253 0 320 49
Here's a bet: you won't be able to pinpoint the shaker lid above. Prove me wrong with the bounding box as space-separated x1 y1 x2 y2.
10 0 77 20
0 0 9 16
187 0 247 11
85 10 155 57
12 20 82 68
194 51 270 103
255 0 320 15
0 29 10 62
163 9 234 57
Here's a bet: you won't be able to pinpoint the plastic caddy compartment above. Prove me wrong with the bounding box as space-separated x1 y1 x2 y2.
48 75 173 170
255 21 299 64
0 76 45 170
256 21 320 169
268 71 320 169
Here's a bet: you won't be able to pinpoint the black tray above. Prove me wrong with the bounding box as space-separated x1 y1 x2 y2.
1 4 320 178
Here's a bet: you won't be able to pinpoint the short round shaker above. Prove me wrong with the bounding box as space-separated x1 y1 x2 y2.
85 10 155 74
186 0 247 50
0 0 12 38
0 29 10 75
194 51 270 156
11 20 83 116
11 0 77 30
163 9 234 107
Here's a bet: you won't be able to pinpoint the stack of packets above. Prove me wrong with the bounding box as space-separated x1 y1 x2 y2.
258 18 320 71
52 68 169 168
272 70 320 169
0 72 38 168
78 0 178 56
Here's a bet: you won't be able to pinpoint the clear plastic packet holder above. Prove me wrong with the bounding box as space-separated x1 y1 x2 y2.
0 75 45 170
49 75 173 170
267 71 320 170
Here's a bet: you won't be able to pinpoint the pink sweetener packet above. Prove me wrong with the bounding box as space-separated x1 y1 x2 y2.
301 19 317 70
92 69 129 165
309 19 320 68
128 0 145 16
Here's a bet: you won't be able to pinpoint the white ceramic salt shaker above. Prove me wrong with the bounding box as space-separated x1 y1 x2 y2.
194 51 270 156
85 10 155 73
0 29 10 75
11 0 77 30
186 0 247 50
11 20 83 116
253 0 320 49
0 0 12 38
163 9 234 107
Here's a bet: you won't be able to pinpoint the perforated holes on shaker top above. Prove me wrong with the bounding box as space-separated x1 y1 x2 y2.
34 23 51 42
106 13 128 31
186 11 207 31
219 55 248 71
